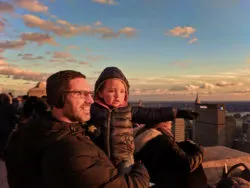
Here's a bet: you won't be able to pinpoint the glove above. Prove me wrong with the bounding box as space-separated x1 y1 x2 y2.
178 140 204 156
176 110 199 120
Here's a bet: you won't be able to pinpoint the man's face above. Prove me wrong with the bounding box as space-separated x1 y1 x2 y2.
98 78 126 108
62 78 93 123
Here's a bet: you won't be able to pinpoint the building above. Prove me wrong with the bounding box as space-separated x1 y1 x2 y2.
172 118 185 142
27 82 46 97
194 103 226 146
195 92 201 104
225 115 237 147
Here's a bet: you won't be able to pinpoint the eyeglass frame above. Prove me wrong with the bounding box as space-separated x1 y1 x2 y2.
63 90 94 98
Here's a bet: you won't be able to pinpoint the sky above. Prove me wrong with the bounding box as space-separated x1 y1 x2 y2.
0 0 250 101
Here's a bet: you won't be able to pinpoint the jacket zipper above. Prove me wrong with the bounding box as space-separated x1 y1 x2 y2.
106 109 112 158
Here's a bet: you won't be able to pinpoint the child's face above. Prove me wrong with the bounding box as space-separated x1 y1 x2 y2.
99 78 126 108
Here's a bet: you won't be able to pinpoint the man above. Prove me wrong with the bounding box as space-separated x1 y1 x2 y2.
4 70 149 188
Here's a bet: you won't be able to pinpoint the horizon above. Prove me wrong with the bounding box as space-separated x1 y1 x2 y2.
0 0 250 101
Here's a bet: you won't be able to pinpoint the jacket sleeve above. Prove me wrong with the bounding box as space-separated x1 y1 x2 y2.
102 163 150 188
131 106 176 124
177 140 204 172
41 137 149 188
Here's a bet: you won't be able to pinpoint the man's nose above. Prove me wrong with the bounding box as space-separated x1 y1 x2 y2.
86 95 94 104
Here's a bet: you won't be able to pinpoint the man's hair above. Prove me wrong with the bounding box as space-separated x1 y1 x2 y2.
0 93 12 105
46 70 86 108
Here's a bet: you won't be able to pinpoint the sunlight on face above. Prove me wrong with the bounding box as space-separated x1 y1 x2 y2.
62 78 94 123
99 78 126 108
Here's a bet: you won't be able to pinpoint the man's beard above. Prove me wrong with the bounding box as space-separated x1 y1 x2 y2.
63 107 81 123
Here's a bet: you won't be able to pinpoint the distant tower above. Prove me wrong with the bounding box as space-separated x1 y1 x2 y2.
195 92 201 104
192 92 201 141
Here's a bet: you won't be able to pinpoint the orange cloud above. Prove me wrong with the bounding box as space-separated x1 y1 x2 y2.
79 61 89 65
0 40 26 50
119 27 136 37
56 19 71 26
18 53 44 61
188 37 198 44
66 45 80 50
86 55 105 62
23 14 91 36
0 2 14 13
199 83 216 90
0 59 8 66
12 0 48 13
92 0 118 5
215 81 235 87
52 51 72 59
165 26 196 38
23 14 137 38
0 63 49 81
20 32 57 45
0 20 4 31
170 60 191 68
0 60 49 81
93 21 102 26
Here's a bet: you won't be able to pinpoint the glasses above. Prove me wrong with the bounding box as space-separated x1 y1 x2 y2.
63 90 93 98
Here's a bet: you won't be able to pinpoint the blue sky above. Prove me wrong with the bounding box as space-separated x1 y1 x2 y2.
0 0 250 101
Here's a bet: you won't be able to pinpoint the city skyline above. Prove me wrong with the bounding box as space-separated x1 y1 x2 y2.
0 0 250 101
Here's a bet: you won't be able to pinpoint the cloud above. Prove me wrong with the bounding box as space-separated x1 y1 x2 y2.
0 59 8 66
169 84 200 92
92 27 117 38
79 61 89 65
52 51 72 59
56 19 71 26
93 21 102 26
230 89 250 94
18 53 44 61
23 14 92 37
67 58 77 63
12 0 48 13
169 85 188 91
23 14 136 38
170 61 190 68
0 40 26 50
66 45 80 50
0 2 14 13
215 81 237 87
0 61 49 81
0 20 4 31
131 88 169 95
118 27 136 37
188 37 197 44
20 32 57 45
199 82 216 89
92 0 118 5
186 84 200 91
86 55 105 62
49 59 63 63
165 26 196 38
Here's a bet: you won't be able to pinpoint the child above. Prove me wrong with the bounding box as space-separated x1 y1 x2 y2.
88 66 198 174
